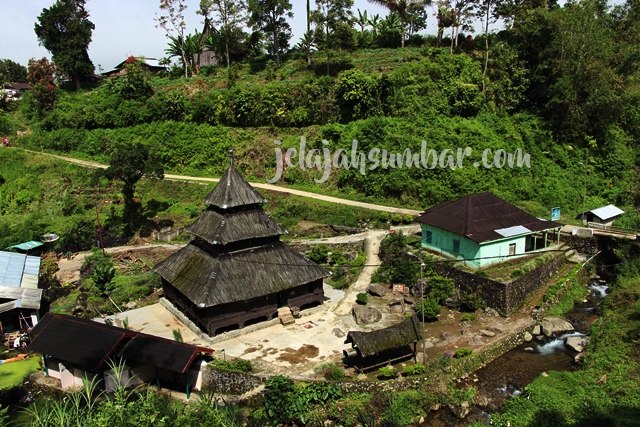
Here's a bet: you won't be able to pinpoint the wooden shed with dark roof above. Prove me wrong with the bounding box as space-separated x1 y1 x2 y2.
416 193 562 268
28 313 213 395
344 314 423 371
153 164 331 336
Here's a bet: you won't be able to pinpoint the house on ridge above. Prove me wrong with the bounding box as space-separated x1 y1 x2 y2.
584 205 624 227
416 193 562 268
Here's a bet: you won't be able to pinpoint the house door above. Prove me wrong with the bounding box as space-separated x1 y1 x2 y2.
509 243 516 256
59 363 74 389
277 291 288 308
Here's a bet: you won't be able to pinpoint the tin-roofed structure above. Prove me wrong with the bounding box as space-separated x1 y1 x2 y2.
153 164 330 336
416 193 562 268
585 205 624 226
0 251 42 329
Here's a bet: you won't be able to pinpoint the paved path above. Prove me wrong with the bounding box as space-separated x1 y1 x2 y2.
21 149 422 216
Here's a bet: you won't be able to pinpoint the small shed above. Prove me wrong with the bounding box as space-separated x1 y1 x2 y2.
28 313 214 397
344 314 422 371
0 251 42 331
585 205 624 226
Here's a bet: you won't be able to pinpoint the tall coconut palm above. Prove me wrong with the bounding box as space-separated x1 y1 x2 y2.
367 0 430 47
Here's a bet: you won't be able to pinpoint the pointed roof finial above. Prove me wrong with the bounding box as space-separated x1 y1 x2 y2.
229 143 234 168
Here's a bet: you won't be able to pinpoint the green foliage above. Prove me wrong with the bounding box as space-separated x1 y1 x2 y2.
378 211 390 222
330 250 346 265
82 249 115 294
173 328 183 342
356 292 368 304
403 363 426 376
402 214 413 224
313 360 336 373
427 276 455 305
455 347 473 358
391 214 402 224
460 313 477 322
378 366 396 379
210 357 252 373
34 0 94 89
307 244 329 264
415 295 441 320
26 58 58 112
329 366 345 381
461 289 485 312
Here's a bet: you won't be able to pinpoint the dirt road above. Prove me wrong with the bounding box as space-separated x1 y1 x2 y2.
21 149 422 216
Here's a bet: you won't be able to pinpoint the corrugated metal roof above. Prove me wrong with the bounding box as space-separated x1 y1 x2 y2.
6 241 43 251
494 225 531 238
589 205 624 221
416 193 562 243
0 251 41 288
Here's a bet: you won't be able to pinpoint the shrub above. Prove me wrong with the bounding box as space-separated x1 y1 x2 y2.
330 250 346 266
415 296 441 320
461 290 485 312
378 211 390 223
172 328 183 342
329 366 345 381
403 363 426 376
510 268 524 279
403 214 413 224
455 347 473 358
460 313 477 322
428 276 455 304
349 252 366 267
356 293 369 304
379 366 396 379
210 357 252 373
474 270 489 278
391 214 402 224
307 245 329 264
313 360 336 373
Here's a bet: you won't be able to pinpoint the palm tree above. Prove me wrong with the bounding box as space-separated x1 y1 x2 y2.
367 0 429 48
368 14 382 37
354 8 369 33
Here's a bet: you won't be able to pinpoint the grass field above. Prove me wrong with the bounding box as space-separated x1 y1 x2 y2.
0 356 41 389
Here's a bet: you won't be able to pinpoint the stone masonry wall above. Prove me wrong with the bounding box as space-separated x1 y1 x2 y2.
201 365 265 395
506 254 565 313
434 253 565 314
562 235 599 254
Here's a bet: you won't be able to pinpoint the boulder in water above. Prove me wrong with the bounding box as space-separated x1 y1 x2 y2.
566 335 590 352
450 401 471 419
532 325 541 335
524 332 533 342
480 329 495 337
541 317 574 337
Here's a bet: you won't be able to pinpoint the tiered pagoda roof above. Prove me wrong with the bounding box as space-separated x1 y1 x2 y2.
153 165 330 308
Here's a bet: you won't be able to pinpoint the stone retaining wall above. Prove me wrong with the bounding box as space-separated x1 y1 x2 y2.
201 365 265 396
562 235 599 254
434 254 565 314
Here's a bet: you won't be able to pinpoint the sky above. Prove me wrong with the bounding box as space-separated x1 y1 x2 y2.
0 0 400 74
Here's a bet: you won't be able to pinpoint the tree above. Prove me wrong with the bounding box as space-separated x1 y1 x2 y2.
203 0 248 68
104 143 164 226
156 0 189 78
26 58 57 111
367 0 429 48
165 31 204 75
312 0 355 74
34 0 94 90
0 59 28 84
248 0 293 64
354 8 369 32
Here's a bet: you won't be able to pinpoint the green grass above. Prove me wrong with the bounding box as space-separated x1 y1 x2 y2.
0 356 41 389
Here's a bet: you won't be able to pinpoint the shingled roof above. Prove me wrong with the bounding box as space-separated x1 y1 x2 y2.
186 207 286 245
153 241 330 307
416 192 561 243
345 314 422 358
28 313 213 373
203 166 267 209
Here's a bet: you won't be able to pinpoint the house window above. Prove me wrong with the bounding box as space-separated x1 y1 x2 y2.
509 243 516 256
453 239 460 253
426 230 433 244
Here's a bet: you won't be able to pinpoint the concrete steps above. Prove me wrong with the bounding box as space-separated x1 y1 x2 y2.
278 307 295 326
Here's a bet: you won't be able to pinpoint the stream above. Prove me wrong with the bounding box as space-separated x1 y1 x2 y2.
422 279 608 426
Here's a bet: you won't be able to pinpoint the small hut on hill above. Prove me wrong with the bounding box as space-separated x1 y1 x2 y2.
344 314 422 371
153 162 330 336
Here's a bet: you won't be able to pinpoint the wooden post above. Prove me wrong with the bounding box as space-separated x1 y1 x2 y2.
95 205 105 257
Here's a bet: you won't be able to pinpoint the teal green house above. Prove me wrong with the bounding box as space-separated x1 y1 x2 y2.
416 193 562 268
